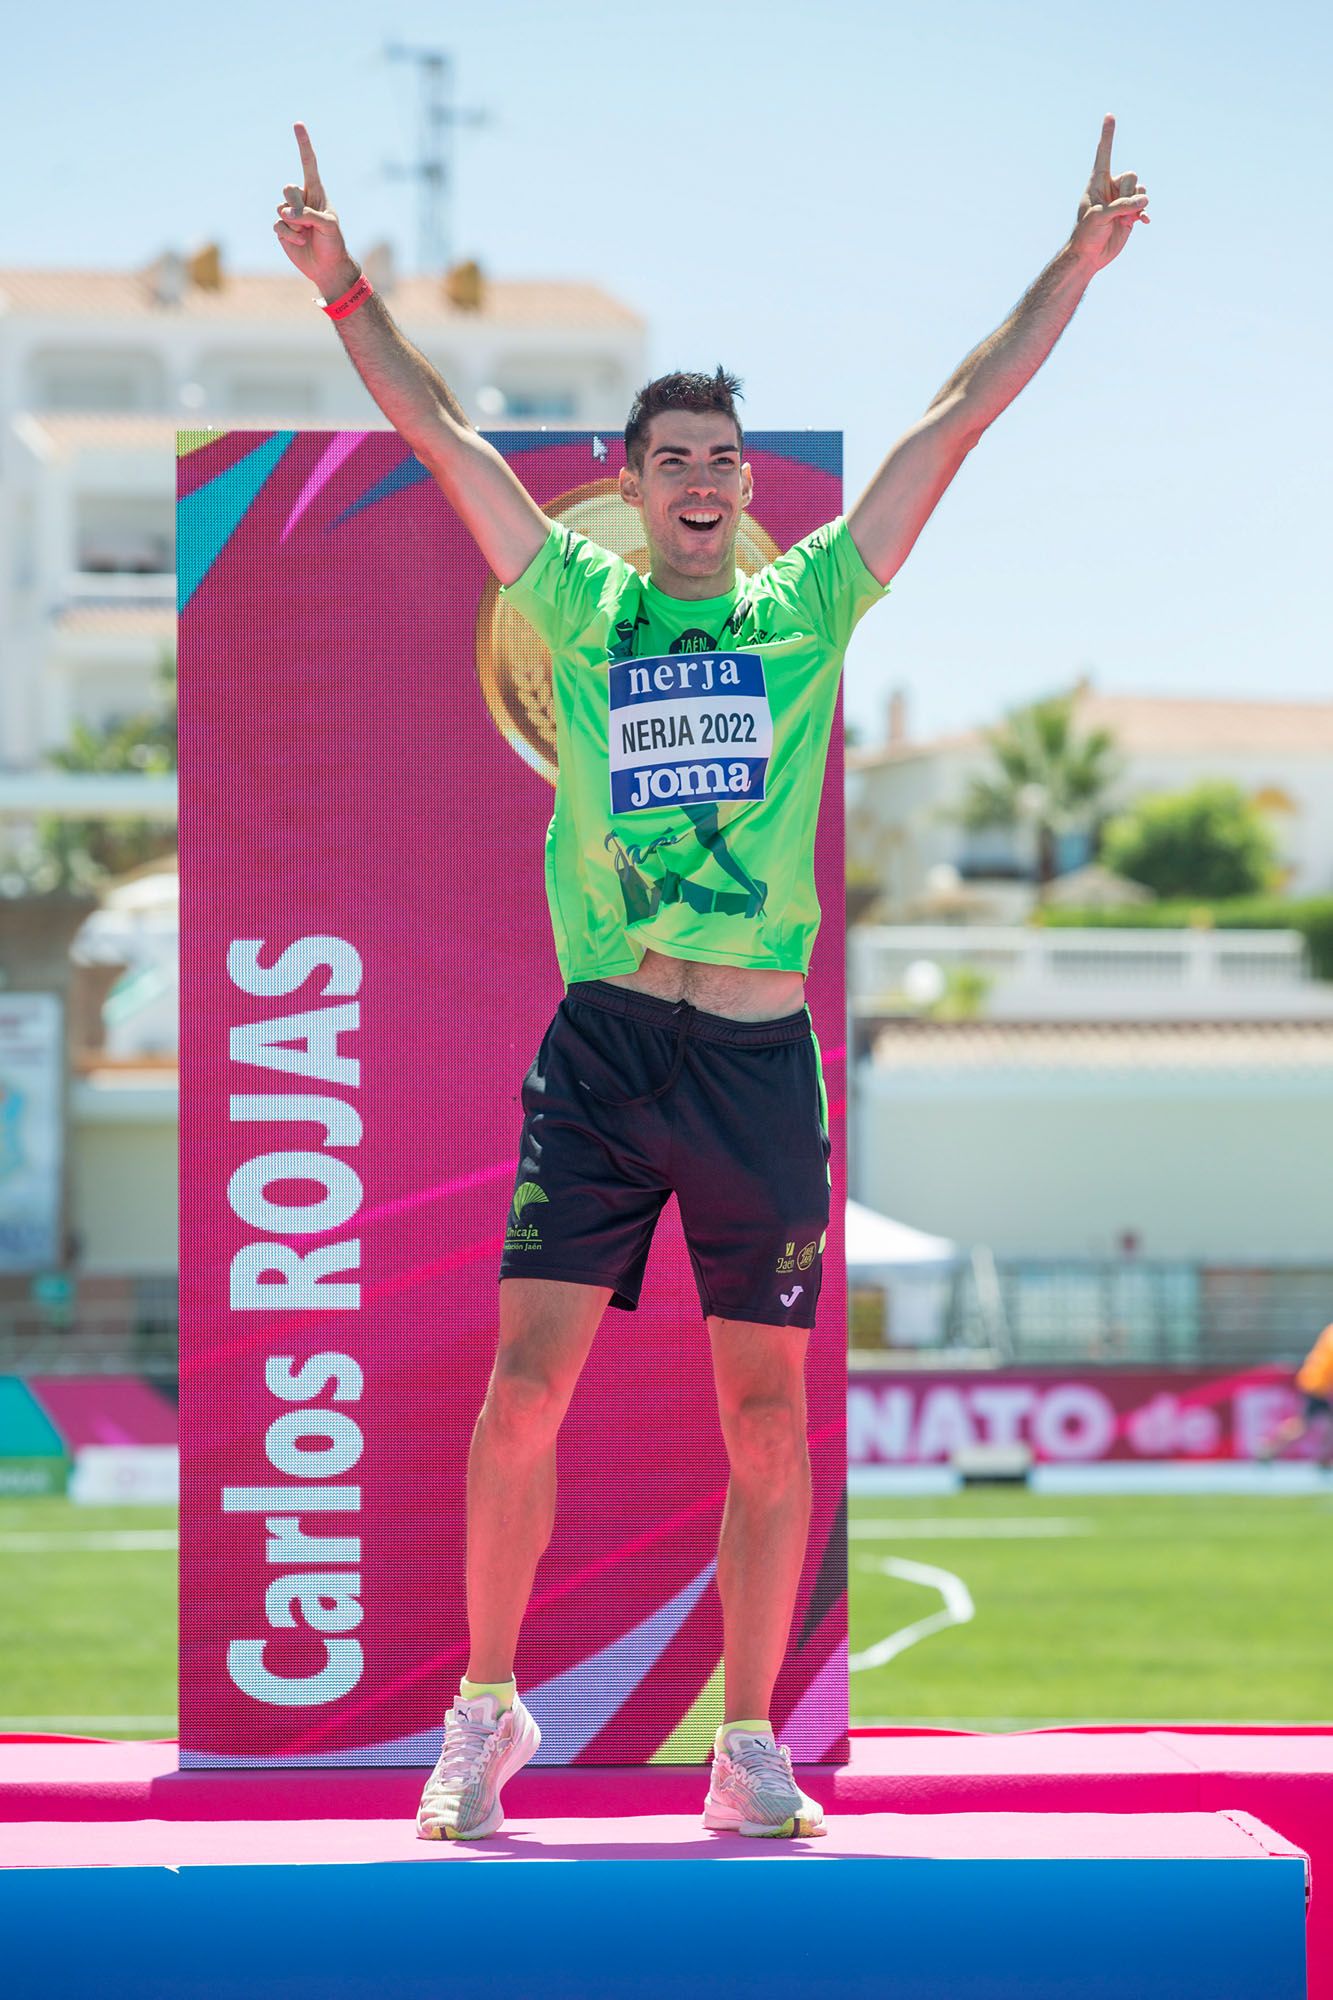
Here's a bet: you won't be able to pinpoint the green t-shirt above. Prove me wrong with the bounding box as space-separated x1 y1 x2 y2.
500 514 889 985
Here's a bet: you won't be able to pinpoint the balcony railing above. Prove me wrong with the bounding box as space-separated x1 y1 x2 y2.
849 925 1331 1019
62 570 175 600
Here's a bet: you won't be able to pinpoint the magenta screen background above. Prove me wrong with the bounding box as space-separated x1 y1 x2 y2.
177 429 849 1768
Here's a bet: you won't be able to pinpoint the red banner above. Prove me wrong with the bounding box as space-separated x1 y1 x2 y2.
848 1367 1306 1463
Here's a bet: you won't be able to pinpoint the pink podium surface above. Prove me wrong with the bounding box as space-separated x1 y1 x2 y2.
0 1806 1304 1872
3 1731 1321 1996
4 1727 1329 1823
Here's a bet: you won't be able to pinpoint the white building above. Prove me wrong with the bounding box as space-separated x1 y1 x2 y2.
0 249 644 1306
854 1018 1333 1268
0 249 646 766
847 681 1333 918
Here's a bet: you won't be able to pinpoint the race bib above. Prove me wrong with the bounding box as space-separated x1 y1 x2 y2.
607 652 773 815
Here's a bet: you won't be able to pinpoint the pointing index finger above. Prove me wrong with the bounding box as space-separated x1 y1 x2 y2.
1093 113 1116 179
293 121 325 203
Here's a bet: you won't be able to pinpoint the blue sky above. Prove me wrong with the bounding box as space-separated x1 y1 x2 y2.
3 0 1327 746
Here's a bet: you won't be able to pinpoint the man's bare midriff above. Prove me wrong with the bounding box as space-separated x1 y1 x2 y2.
599 947 806 1022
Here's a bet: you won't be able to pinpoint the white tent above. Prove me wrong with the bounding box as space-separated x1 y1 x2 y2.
844 1200 958 1349
844 1200 956 1270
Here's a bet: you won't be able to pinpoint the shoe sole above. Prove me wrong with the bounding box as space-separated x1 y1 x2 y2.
416 1706 542 1842
702 1804 827 1839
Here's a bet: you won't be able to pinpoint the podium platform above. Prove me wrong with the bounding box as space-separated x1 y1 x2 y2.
0 1730 1318 1999
0 1808 1309 2000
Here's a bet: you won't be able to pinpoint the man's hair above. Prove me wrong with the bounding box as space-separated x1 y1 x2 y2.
624 366 744 472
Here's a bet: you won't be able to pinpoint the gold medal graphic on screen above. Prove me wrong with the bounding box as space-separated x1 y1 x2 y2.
475 479 780 786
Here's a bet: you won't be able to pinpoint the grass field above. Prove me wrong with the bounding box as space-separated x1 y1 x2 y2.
848 1488 1331 1727
0 1489 1329 1735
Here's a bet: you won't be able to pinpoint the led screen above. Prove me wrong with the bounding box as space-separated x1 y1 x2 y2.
178 428 848 1767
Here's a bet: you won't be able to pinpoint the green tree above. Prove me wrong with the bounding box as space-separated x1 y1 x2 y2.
1100 780 1279 901
958 693 1120 891
927 965 992 1021
5 652 177 894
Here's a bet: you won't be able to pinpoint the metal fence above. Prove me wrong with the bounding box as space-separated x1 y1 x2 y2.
853 1258 1333 1369
0 1276 177 1377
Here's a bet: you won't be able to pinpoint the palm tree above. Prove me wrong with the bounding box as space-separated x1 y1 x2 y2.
958 693 1120 893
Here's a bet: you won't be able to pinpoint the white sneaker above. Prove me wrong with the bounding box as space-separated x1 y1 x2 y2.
702 1726 827 1838
415 1692 541 1841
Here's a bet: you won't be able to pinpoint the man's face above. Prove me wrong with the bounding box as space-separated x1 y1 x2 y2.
619 408 754 586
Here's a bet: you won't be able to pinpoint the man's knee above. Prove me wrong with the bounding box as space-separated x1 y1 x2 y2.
483 1354 568 1450
722 1390 808 1487
483 1279 606 1451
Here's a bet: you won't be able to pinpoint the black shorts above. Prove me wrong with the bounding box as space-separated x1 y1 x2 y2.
499 979 832 1330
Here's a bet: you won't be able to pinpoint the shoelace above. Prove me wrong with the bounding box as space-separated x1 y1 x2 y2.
729 1736 794 1787
428 1708 502 1792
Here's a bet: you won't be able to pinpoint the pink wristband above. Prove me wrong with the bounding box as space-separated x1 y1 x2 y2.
319 273 374 321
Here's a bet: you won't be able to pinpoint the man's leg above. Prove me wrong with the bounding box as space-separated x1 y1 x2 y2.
417 1274 610 1842
1317 1408 1333 1468
465 1275 611 1682
702 1313 824 1837
707 1314 811 1723
1258 1411 1308 1462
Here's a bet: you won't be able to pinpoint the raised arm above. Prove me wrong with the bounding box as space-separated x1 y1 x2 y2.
847 115 1151 586
274 123 551 586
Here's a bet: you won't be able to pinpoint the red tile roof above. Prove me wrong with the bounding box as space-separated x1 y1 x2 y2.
54 604 175 640
847 729 981 771
22 414 391 454
0 266 643 330
869 1019 1333 1072
849 690 1333 770
1074 692 1333 756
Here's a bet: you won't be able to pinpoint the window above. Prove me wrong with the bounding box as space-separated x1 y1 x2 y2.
226 377 319 417
1053 829 1094 876
957 827 1032 881
498 389 578 420
76 498 174 576
31 350 165 412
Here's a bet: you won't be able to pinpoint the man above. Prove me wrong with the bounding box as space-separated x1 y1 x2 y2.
274 116 1149 1841
1258 1320 1333 1466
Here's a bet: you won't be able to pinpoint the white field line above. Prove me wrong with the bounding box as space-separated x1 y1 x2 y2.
0 1532 178 1551
848 1555 975 1674
849 1518 1092 1540
0 1716 176 1730
849 1464 1333 1499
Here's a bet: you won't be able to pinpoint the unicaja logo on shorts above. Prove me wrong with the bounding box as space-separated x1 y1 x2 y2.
506 1180 549 1252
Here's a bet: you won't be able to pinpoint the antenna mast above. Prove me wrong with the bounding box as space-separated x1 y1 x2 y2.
384 45 489 274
